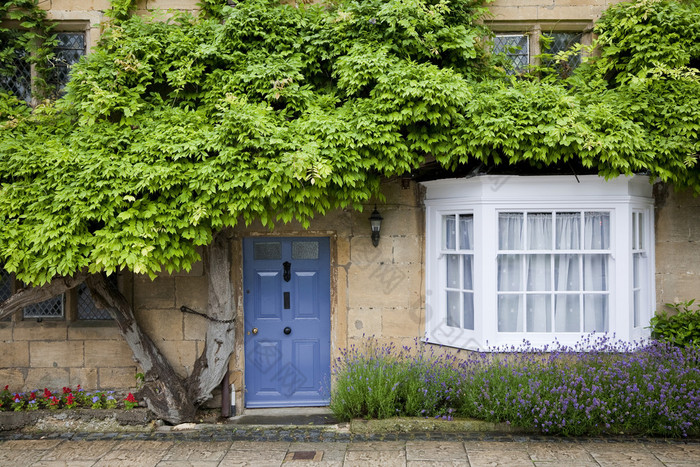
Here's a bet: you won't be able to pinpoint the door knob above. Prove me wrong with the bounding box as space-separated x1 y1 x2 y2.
283 327 292 335
252 328 258 335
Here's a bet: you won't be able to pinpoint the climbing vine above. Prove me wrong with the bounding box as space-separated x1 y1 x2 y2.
0 0 698 285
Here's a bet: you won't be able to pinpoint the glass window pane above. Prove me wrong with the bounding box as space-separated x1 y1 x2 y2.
24 295 63 318
0 268 11 302
632 212 638 250
638 212 644 249
526 294 551 332
633 290 641 328
583 254 608 291
527 213 552 250
527 254 551 291
292 241 319 260
556 212 580 249
633 253 640 288
446 254 460 288
584 294 608 332
446 291 460 328
555 294 580 332
463 292 474 330
498 255 522 291
253 242 282 260
493 34 529 72
463 255 473 290
459 214 473 250
554 254 579 291
499 213 523 250
498 294 523 332
584 212 610 250
543 32 582 78
77 282 112 320
443 215 456 250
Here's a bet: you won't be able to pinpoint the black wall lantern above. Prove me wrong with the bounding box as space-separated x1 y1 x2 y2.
369 206 383 247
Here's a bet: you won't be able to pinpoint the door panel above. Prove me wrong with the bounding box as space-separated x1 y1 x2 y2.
244 237 331 407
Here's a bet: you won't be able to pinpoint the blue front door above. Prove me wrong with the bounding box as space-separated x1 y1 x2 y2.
243 237 331 407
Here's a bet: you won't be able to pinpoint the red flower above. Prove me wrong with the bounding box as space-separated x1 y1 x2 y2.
66 394 74 405
13 394 20 403
43 388 52 398
126 393 137 403
29 391 36 401
50 396 60 406
62 387 71 394
3 385 8 391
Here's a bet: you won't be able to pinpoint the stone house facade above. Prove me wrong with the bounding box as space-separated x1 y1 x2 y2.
1 0 697 411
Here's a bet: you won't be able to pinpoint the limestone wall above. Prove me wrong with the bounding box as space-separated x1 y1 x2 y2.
654 184 700 311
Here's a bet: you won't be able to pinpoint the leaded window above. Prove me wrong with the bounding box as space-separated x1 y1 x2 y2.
77 274 116 320
48 32 85 96
493 34 529 73
543 32 582 78
23 295 64 319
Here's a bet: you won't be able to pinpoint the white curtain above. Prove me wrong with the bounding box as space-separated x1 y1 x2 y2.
498 212 609 333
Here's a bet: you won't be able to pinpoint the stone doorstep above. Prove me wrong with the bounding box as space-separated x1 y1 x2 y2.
0 408 153 432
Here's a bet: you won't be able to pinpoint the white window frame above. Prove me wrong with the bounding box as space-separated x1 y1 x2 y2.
423 175 655 350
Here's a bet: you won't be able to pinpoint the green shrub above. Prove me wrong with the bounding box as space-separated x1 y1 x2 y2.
650 300 700 347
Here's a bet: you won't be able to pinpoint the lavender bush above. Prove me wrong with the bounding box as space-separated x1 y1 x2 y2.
330 336 700 437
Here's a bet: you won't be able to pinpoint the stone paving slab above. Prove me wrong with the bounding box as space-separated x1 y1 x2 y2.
0 431 699 466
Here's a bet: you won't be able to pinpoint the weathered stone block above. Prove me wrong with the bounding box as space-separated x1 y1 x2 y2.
333 267 349 352
99 367 138 390
337 237 351 266
392 236 423 264
349 236 392 266
348 308 382 339
348 262 421 309
176 275 209 313
133 275 175 310
25 368 70 389
0 341 29 367
655 242 700 275
47 0 112 11
183 311 208 341
0 369 25 389
68 324 121 340
656 273 700 309
134 307 183 341
13 323 67 341
382 308 422 339
0 324 13 341
146 0 200 10
381 208 423 238
69 368 98 389
84 340 134 368
30 341 84 368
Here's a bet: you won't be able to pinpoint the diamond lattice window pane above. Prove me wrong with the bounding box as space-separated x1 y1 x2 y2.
24 295 64 319
493 34 529 73
0 268 12 321
543 32 582 78
77 276 116 320
48 32 85 96
0 47 32 102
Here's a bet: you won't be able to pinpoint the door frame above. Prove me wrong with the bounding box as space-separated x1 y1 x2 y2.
231 232 342 411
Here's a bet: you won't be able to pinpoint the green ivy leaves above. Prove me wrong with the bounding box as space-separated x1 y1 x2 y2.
0 0 699 285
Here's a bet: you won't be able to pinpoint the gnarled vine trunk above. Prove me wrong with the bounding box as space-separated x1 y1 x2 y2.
0 230 236 424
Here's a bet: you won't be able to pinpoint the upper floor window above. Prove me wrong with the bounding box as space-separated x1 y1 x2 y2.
0 30 85 102
423 175 655 350
493 34 529 73
492 28 586 76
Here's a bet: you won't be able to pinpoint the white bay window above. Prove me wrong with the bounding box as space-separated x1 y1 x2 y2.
424 175 654 350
